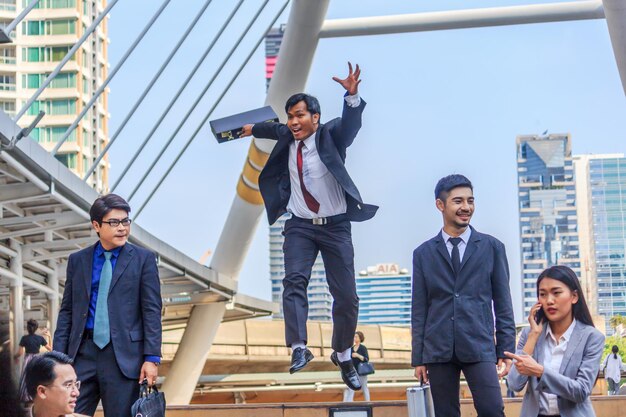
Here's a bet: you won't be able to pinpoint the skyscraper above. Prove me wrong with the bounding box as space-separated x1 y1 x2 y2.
356 263 411 326
575 154 626 334
0 0 110 191
516 133 581 317
265 26 331 321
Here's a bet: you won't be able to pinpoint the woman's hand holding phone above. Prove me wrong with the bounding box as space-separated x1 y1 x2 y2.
529 302 545 335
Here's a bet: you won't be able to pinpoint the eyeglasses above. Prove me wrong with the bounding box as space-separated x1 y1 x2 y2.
47 380 81 392
101 218 132 228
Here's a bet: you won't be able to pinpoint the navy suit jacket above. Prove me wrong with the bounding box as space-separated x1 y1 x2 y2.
252 97 378 225
54 242 162 379
411 227 515 366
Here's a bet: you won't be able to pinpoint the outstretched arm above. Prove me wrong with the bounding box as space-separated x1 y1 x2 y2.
240 122 287 141
330 62 366 148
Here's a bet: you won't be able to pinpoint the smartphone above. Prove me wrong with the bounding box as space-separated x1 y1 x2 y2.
535 306 546 324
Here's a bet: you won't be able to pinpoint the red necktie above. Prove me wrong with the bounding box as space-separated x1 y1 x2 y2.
297 141 320 213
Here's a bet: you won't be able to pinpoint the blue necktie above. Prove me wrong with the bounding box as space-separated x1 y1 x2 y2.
93 251 113 349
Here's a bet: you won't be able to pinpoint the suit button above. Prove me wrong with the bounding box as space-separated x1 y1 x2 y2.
455 293 460 298
82 313 87 318
451 317 455 321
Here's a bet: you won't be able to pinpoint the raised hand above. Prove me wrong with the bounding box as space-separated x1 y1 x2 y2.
528 302 544 335
332 62 362 95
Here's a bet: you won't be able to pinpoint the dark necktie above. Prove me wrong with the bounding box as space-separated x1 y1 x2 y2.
449 237 462 275
297 141 320 213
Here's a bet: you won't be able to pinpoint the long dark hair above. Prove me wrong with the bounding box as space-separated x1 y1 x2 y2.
26 319 38 335
536 265 594 326
612 345 619 360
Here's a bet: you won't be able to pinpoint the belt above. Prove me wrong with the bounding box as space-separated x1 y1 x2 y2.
538 415 560 417
290 213 348 225
83 329 94 340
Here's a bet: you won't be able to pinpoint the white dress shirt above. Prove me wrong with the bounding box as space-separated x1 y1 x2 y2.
441 227 472 261
286 94 360 219
539 319 577 415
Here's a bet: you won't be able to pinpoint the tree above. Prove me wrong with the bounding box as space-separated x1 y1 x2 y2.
609 314 626 332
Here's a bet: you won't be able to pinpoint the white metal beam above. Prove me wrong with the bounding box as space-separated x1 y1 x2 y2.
602 0 626 96
319 1 605 38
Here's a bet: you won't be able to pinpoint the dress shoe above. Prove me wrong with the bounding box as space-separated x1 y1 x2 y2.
290 347 314 374
330 351 362 391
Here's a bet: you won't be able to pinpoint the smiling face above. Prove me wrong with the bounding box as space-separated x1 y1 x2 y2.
538 277 578 325
92 208 130 250
436 186 474 234
35 363 79 416
286 100 319 141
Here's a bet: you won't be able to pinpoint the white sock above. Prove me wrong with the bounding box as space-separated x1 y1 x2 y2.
291 341 306 351
337 348 351 362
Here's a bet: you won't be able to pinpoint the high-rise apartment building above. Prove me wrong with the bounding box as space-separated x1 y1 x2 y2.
265 26 331 321
575 154 626 334
356 263 411 326
0 0 110 191
516 133 581 317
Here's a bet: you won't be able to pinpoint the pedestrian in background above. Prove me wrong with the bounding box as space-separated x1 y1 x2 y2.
343 331 370 401
603 345 624 395
15 319 51 402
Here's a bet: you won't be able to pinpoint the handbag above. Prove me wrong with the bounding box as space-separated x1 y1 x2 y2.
131 380 166 417
356 361 375 376
406 382 435 417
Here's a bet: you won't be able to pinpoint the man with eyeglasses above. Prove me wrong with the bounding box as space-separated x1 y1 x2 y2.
53 194 162 417
23 351 88 417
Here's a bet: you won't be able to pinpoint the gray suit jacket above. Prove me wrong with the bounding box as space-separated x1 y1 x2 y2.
508 322 605 417
411 227 516 366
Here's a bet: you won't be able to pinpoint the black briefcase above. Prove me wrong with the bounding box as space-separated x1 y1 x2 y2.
209 106 279 143
131 380 165 417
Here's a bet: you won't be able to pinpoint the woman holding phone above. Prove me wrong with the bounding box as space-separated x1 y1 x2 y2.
505 265 604 417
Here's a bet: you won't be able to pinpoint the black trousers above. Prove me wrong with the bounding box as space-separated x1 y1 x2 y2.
282 218 358 352
427 356 505 417
74 337 139 417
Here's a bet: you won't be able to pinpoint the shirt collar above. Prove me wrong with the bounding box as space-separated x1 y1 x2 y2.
441 226 472 244
94 241 123 258
546 318 577 344
297 132 316 148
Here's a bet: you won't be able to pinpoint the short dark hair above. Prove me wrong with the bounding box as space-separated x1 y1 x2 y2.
536 265 594 327
285 93 321 118
26 319 38 335
434 174 473 201
355 331 365 343
24 351 74 398
89 194 131 224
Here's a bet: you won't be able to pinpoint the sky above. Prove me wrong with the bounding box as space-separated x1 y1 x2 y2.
105 0 626 323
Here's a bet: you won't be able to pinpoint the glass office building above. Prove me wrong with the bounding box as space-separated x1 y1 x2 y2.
356 264 411 326
587 155 626 334
516 134 581 317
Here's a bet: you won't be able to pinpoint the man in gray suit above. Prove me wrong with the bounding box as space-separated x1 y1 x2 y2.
411 174 516 417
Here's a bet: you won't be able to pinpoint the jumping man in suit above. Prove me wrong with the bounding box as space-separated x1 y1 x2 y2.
411 175 516 417
53 194 162 417
240 63 377 390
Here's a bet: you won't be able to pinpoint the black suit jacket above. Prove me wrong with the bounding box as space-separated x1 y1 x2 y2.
411 226 515 366
252 97 378 225
54 242 162 379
